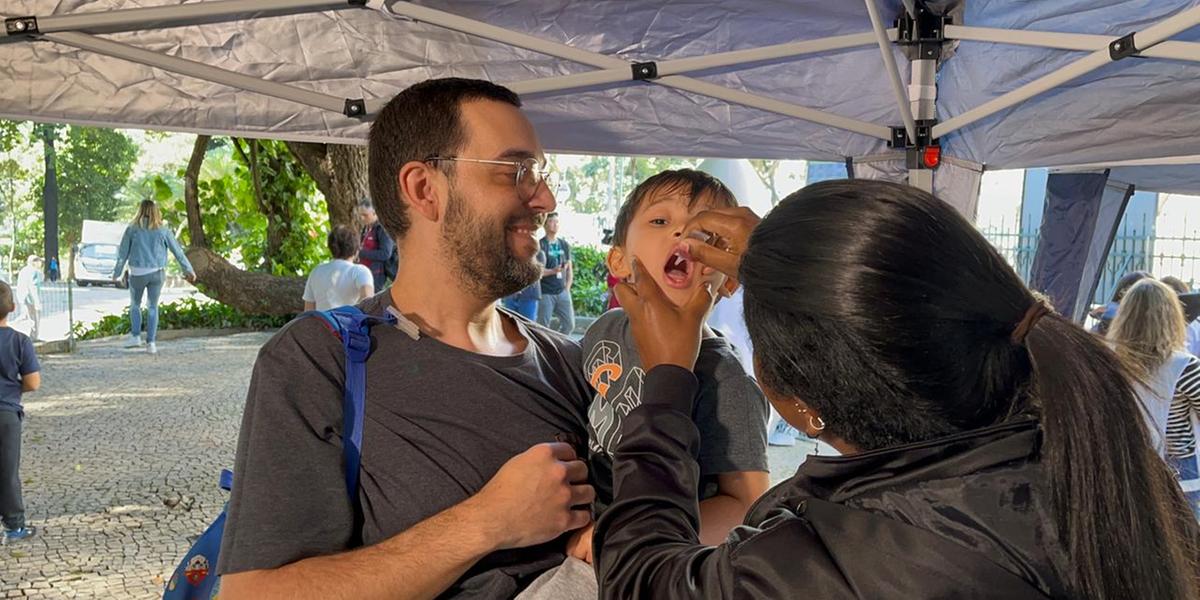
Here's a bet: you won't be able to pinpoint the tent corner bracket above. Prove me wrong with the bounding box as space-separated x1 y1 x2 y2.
343 98 367 118
4 16 39 36
631 62 658 81
889 119 940 170
893 5 948 60
1109 33 1139 60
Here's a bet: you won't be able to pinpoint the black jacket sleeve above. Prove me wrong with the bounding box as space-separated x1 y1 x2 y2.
593 366 753 599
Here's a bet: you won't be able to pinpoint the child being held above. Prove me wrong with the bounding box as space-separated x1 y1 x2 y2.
517 170 770 600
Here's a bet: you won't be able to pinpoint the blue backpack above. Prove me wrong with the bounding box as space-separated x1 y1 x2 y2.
163 306 394 599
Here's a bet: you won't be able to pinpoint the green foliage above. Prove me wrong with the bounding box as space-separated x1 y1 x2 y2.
72 297 293 340
550 156 697 219
165 139 326 276
55 126 140 244
571 244 610 317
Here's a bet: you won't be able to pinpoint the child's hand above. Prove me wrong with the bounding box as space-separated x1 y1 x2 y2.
613 258 716 372
682 207 761 296
566 522 595 564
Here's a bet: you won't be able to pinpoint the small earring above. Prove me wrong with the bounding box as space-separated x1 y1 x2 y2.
809 415 826 432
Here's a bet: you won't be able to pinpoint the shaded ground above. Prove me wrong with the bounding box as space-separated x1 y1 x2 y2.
2 331 818 598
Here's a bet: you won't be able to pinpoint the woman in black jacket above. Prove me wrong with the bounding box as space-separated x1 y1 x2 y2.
595 180 1199 599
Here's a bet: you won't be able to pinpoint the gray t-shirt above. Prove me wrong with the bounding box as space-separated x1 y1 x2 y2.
217 294 592 599
582 309 769 514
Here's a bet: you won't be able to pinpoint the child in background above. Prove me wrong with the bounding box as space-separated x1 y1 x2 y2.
0 280 40 543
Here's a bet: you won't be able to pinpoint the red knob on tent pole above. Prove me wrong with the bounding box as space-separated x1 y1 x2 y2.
922 145 941 169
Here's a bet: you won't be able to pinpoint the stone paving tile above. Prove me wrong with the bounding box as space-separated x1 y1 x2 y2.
1 333 273 599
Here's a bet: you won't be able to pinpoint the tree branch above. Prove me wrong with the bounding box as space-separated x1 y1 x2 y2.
183 134 210 249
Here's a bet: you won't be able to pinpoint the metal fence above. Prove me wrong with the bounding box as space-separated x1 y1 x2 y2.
980 214 1200 304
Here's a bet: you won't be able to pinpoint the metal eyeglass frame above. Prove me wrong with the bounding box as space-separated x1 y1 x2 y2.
423 156 555 201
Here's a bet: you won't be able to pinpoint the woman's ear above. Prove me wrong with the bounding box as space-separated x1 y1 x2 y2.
397 161 442 224
607 246 631 280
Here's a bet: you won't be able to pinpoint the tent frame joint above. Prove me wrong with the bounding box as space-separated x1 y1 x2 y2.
343 98 367 118
888 119 940 170
1109 32 1139 60
631 61 658 81
4 16 39 36
893 3 948 60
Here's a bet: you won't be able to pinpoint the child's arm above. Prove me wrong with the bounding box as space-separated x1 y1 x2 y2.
697 471 769 545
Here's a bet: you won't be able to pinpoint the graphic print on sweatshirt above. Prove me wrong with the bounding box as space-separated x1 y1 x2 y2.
585 339 645 456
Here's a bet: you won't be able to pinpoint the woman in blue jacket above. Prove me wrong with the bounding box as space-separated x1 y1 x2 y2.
112 200 196 355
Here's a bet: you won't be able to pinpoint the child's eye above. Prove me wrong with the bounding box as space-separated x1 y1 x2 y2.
649 218 669 226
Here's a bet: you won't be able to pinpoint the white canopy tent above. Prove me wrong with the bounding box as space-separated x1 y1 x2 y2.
3 0 1200 313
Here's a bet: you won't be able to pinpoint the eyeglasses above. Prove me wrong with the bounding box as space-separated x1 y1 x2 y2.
424 156 556 202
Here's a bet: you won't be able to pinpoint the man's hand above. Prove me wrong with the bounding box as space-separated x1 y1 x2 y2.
613 259 716 371
471 442 594 551
681 207 761 296
185 272 197 284
565 522 595 564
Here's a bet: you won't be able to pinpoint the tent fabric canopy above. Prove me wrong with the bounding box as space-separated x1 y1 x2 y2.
4 0 1199 189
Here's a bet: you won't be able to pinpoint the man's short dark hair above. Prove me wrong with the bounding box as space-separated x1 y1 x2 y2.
369 78 522 243
611 169 738 247
328 224 360 260
0 280 13 321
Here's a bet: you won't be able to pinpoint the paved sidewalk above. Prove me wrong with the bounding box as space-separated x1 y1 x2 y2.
2 330 822 598
2 333 270 599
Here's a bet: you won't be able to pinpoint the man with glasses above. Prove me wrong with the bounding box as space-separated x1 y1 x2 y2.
219 78 595 600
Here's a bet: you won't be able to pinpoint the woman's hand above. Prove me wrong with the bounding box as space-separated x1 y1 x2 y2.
613 259 716 372
681 207 761 296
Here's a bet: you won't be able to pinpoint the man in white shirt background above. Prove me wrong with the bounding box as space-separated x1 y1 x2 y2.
303 225 375 311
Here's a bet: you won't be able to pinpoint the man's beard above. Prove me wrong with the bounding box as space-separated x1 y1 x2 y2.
440 186 543 300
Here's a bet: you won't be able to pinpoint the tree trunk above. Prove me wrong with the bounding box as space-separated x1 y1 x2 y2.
183 135 304 316
183 135 210 249
186 246 304 315
286 142 368 228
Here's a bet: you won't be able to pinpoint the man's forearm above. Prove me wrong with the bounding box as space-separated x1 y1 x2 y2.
222 496 500 600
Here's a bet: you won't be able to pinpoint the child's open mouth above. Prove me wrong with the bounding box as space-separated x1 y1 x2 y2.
663 245 694 289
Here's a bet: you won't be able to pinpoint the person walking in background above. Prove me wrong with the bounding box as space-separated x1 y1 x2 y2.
503 279 542 321
1163 275 1200 357
303 225 374 311
356 201 396 292
112 200 197 355
0 280 41 543
537 213 574 334
14 256 42 343
1090 270 1152 335
1109 278 1200 516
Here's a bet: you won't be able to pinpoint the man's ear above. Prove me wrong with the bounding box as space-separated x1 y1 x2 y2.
397 161 442 224
607 246 631 280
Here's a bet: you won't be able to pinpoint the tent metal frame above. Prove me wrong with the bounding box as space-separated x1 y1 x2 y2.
4 0 1199 182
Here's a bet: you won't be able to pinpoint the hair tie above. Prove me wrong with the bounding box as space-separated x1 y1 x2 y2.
1011 300 1051 345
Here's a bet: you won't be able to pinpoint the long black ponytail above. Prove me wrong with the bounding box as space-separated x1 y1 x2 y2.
742 180 1199 598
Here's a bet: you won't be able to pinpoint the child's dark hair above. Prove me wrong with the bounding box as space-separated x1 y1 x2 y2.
611 169 737 246
0 280 13 321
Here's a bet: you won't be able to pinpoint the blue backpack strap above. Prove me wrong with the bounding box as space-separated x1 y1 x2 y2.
303 306 397 497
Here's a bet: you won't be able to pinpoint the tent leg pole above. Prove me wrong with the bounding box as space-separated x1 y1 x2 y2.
907 57 936 193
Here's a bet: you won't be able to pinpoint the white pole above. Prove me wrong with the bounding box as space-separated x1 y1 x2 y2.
2 0 350 38
44 32 352 115
944 25 1200 63
864 0 917 144
1049 154 1200 172
934 5 1200 138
